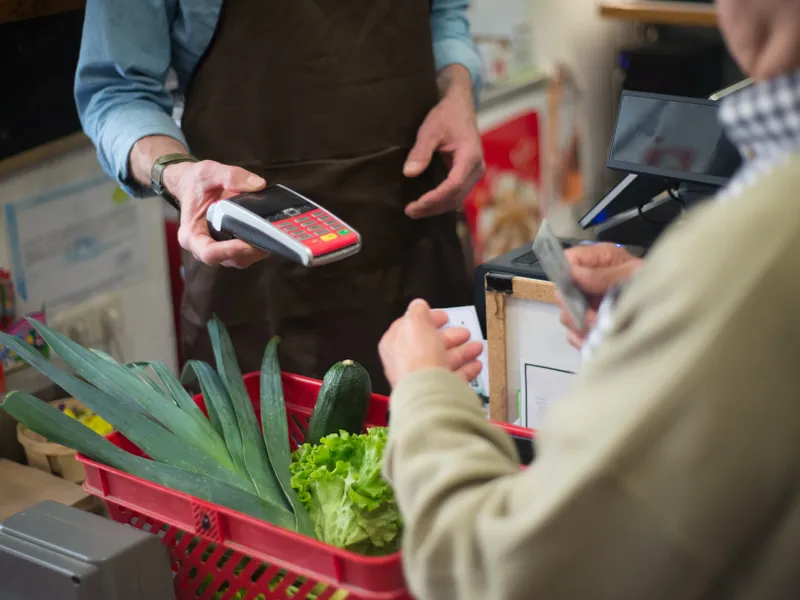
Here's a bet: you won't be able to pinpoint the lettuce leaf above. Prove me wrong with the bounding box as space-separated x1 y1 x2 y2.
290 427 401 555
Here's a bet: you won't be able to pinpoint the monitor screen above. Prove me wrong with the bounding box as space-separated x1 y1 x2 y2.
607 91 742 186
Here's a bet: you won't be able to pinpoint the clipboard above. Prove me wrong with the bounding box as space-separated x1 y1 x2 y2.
485 272 581 426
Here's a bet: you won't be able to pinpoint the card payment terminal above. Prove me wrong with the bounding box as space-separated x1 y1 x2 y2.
206 184 362 267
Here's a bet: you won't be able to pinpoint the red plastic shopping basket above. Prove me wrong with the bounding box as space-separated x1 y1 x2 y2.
78 371 533 600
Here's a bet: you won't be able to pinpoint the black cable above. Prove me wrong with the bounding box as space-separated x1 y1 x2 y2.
637 203 670 226
667 187 686 210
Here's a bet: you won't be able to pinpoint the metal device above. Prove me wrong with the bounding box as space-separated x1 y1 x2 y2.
206 184 362 267
0 500 176 600
579 78 753 231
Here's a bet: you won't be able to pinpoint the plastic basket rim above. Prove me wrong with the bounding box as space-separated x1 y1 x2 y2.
76 370 405 566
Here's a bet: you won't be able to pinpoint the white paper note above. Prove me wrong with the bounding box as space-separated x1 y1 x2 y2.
441 306 490 398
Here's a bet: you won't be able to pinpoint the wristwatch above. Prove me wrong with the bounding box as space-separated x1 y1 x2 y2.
150 153 199 210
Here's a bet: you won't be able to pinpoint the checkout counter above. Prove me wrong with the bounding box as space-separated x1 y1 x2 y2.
476 84 745 428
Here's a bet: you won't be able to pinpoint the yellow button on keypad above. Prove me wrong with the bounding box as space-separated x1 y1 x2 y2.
320 233 337 242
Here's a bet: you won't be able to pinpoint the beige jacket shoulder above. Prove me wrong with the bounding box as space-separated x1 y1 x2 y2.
383 157 800 600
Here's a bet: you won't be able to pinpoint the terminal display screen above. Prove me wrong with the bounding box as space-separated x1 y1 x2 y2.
608 91 742 186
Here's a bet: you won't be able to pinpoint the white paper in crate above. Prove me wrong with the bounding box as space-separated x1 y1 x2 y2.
440 306 489 398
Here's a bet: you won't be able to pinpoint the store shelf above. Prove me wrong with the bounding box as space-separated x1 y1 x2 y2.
479 72 550 113
0 0 85 24
598 1 718 28
0 133 90 178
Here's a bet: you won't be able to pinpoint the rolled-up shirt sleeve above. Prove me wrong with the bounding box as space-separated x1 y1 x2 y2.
430 0 484 103
74 0 186 197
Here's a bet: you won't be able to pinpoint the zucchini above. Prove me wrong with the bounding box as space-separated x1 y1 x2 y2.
306 360 372 445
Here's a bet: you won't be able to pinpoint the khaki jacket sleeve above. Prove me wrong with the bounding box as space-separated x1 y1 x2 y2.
382 192 800 600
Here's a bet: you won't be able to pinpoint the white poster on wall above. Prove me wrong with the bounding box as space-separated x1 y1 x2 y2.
5 176 147 315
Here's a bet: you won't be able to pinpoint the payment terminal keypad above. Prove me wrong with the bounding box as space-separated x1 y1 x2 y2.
273 209 358 256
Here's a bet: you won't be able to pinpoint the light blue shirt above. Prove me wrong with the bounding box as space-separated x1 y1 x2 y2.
75 0 483 197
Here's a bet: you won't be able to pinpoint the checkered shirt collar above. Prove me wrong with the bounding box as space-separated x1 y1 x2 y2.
719 71 800 162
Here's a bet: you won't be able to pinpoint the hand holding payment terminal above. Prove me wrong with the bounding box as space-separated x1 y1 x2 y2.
206 184 362 267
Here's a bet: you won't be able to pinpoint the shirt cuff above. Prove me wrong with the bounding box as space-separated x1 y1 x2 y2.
99 107 188 198
433 38 484 106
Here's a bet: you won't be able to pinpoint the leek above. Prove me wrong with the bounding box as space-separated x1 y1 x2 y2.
260 337 315 536
32 322 236 473
208 317 287 509
0 332 253 492
182 359 247 476
1 392 294 527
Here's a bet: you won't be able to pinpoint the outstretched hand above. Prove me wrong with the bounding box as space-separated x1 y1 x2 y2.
379 299 484 389
164 159 270 269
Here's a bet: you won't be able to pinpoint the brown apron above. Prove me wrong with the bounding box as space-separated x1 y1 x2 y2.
179 0 472 394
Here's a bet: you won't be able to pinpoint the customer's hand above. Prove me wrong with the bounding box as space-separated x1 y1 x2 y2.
560 243 644 349
403 68 484 219
164 160 269 268
379 299 484 389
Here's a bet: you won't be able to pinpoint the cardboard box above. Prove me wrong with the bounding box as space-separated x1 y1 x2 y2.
0 459 96 522
0 411 24 463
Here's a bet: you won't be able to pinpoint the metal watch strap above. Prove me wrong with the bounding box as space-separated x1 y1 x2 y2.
150 153 199 210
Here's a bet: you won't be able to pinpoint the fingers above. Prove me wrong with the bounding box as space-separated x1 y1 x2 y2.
457 361 483 384
558 304 596 332
174 161 269 268
570 264 634 296
446 339 483 372
180 224 267 267
406 298 432 320
180 230 268 268
442 327 471 348
405 148 483 219
567 330 584 350
564 243 634 269
430 309 450 328
404 121 440 178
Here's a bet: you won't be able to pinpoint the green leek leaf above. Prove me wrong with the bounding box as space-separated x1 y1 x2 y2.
150 360 225 442
182 360 245 474
124 361 170 398
0 332 253 493
207 317 287 508
30 320 236 473
260 337 315 536
1 392 294 528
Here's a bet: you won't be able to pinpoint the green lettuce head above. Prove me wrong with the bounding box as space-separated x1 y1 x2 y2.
290 427 402 555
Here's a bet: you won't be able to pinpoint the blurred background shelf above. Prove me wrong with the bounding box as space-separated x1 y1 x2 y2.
598 1 718 28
